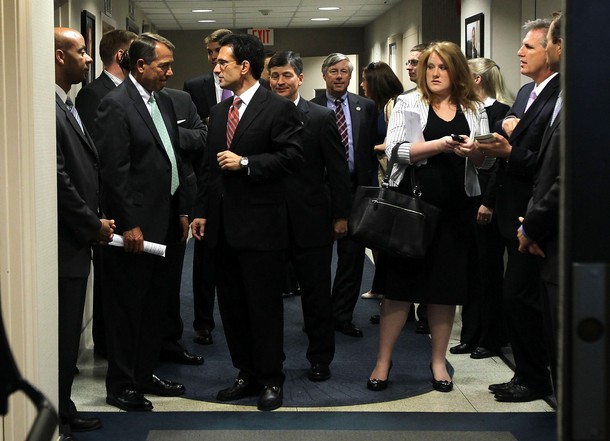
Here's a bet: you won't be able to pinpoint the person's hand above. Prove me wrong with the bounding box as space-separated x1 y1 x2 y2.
97 218 116 244
333 219 348 239
517 217 546 257
475 133 512 159
477 205 493 225
374 143 386 153
123 226 144 253
191 218 207 240
454 135 476 158
179 216 189 243
217 150 242 171
502 116 520 137
438 136 462 153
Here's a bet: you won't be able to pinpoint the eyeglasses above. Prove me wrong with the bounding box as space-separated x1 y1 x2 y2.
406 59 419 67
216 59 240 69
326 68 350 76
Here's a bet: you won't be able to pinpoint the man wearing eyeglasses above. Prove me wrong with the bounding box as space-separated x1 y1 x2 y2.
311 53 377 339
191 33 303 411
405 43 428 91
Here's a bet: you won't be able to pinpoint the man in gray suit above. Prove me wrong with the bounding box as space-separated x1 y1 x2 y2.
311 53 377 338
55 27 115 440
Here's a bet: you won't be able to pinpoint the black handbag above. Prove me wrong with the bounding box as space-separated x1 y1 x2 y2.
349 143 441 258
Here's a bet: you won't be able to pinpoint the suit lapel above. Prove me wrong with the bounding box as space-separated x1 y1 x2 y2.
297 99 310 125
510 75 560 142
125 80 166 151
56 94 98 159
230 86 268 149
538 110 561 163
347 92 361 149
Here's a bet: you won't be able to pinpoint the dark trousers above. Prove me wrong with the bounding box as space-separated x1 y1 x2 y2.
192 238 216 333
103 247 171 395
331 235 366 323
540 278 559 390
91 245 106 356
290 244 335 366
161 240 188 354
215 230 286 387
58 276 88 435
503 239 551 389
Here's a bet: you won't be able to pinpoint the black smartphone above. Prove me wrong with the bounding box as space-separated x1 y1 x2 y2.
451 134 465 143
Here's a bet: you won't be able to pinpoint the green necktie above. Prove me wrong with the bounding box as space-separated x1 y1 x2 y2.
149 93 179 195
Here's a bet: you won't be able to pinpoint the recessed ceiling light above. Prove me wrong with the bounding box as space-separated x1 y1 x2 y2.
311 18 330 21
198 19 217 23
192 9 213 13
318 7 340 11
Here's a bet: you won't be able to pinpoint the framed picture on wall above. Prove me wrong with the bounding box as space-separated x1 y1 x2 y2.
465 13 484 59
81 10 95 86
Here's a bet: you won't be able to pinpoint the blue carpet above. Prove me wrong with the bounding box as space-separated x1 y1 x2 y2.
155 241 443 407
76 411 557 441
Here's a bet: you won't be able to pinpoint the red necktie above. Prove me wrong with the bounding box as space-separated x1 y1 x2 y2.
335 98 349 159
226 96 241 149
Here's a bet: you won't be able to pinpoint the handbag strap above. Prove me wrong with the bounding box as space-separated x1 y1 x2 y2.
382 142 422 198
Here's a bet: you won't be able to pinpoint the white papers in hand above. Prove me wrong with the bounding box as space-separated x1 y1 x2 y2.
108 234 166 257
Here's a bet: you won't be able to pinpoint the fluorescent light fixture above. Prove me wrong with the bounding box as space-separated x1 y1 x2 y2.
311 18 330 21
192 9 213 12
198 19 217 23
318 7 340 10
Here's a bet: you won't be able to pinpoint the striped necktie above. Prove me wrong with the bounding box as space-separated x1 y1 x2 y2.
226 96 241 148
148 93 179 195
334 98 349 159
65 97 84 133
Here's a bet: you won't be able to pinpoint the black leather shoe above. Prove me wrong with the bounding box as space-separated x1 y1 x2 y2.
470 346 500 359
106 389 153 412
489 378 518 393
367 362 392 391
160 350 204 365
257 386 283 411
217 379 260 401
335 321 363 338
68 415 102 432
415 320 430 334
429 364 453 392
494 383 552 402
61 435 78 441
449 343 475 354
139 375 185 397
194 329 213 345
370 314 380 324
307 363 331 382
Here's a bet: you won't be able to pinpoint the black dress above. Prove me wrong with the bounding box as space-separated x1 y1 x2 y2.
376 105 476 305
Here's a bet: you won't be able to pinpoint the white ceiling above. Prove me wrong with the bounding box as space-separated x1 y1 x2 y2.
135 0 398 30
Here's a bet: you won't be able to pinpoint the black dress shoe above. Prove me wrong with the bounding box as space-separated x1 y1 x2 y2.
68 415 102 432
335 321 363 338
488 377 518 393
494 383 552 402
307 363 331 382
370 314 380 324
216 379 260 401
61 435 78 441
257 386 283 411
470 346 500 359
429 364 453 392
106 389 153 412
449 343 475 354
194 329 213 345
160 350 204 365
415 320 430 334
138 375 185 397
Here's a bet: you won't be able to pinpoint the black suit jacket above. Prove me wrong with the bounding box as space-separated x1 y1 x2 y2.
494 75 560 239
56 93 101 278
75 72 116 138
95 79 189 244
286 99 351 248
311 92 378 187
183 73 218 123
160 88 207 216
523 112 561 283
195 85 304 250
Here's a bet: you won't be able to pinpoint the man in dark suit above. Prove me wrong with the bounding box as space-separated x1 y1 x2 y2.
268 51 352 381
95 33 190 411
54 27 115 440
311 53 377 338
157 87 206 364
518 10 563 393
476 19 559 402
74 29 135 359
183 28 232 346
191 34 303 411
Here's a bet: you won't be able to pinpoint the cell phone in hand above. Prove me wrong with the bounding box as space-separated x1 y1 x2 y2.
451 134 465 143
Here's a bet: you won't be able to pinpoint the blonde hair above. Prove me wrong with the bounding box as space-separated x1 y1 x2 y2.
416 41 479 112
468 58 515 106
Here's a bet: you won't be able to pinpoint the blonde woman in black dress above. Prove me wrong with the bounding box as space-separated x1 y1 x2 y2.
367 42 494 392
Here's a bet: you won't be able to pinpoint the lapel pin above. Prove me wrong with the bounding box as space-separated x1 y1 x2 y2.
356 106 361 111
